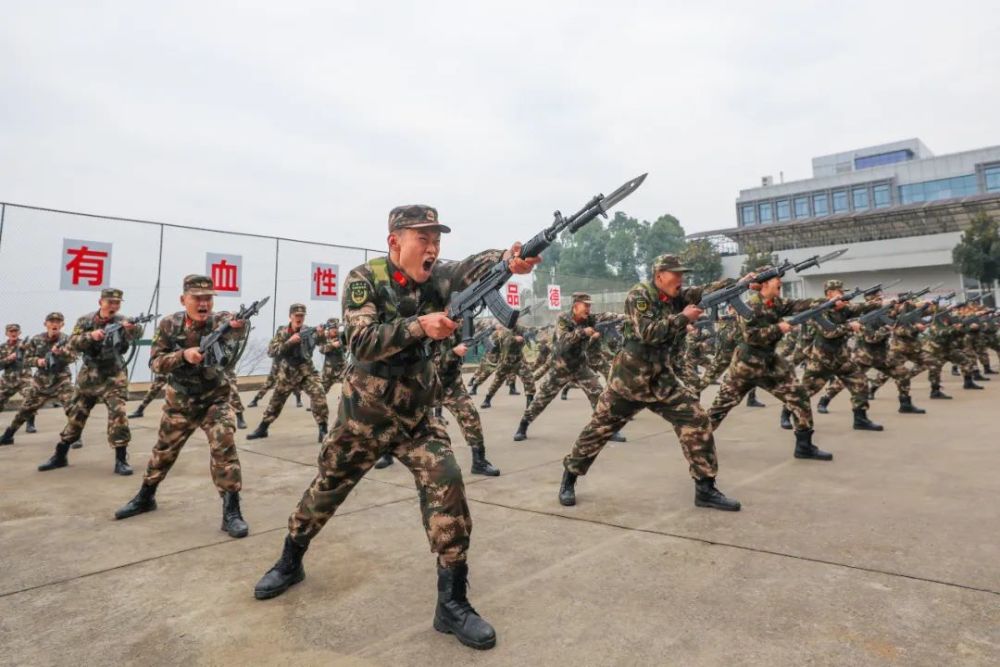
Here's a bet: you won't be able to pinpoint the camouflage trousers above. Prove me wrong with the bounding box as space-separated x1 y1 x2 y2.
699 342 736 392
440 378 483 448
470 356 499 387
9 374 74 431
971 336 992 369
59 366 131 448
142 385 241 494
869 337 932 393
0 373 29 412
800 346 870 410
321 354 347 393
681 352 708 391
709 350 813 431
523 365 602 425
532 359 552 381
289 406 471 566
822 342 913 400
251 367 301 404
137 374 168 410
565 380 718 480
225 370 245 413
485 359 536 399
923 339 974 386
262 363 328 426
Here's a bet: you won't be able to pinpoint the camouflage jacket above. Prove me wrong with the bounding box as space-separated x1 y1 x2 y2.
737 292 816 356
268 325 327 368
811 301 877 350
496 325 529 365
0 339 28 378
320 319 347 360
68 311 141 372
553 312 622 371
891 301 925 340
24 331 75 382
151 311 241 396
533 338 552 369
342 251 503 428
619 281 721 360
435 331 466 388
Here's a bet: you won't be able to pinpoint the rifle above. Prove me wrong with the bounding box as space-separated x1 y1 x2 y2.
594 320 624 342
856 282 927 332
297 325 324 359
199 297 270 369
469 326 498 353
45 348 70 374
699 248 847 318
446 174 647 343
786 285 870 332
100 313 159 366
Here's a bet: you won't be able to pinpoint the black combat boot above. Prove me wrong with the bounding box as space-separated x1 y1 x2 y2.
508 383 520 396
246 423 270 440
512 418 529 442
433 563 497 650
984 362 999 375
558 469 577 506
468 382 478 396
816 396 831 414
973 369 990 382
745 390 765 408
295 395 303 408
70 437 83 449
128 405 145 419
852 408 883 431
114 446 133 476
470 445 500 476
779 407 793 430
38 441 71 471
25 416 37 433
793 429 832 461
254 536 308 600
479 395 493 409
694 478 741 511
525 394 534 408
236 412 247 430
929 384 952 399
560 387 570 400
114 483 157 519
898 395 926 414
374 452 394 469
0 425 16 445
963 374 984 390
951 365 960 376
247 397 259 408
609 431 626 442
868 384 878 400
317 422 327 443
221 491 249 538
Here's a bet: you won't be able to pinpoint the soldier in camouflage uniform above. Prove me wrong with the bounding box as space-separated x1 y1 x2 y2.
680 325 713 390
320 316 348 392
34 288 143 475
531 330 553 380
558 255 740 510
248 360 303 409
798 280 885 431
114 275 249 538
866 296 935 398
817 291 926 415
467 327 501 395
512 292 625 442
706 269 833 461
128 373 167 418
923 304 982 395
480 325 536 409
0 324 33 423
246 304 329 443
254 205 539 651
698 313 766 407
0 313 76 446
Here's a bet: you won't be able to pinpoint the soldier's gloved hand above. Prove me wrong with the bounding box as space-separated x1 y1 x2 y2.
91 330 106 342
453 343 469 357
682 305 704 321
418 313 459 340
504 242 542 275
778 321 793 334
288 333 302 345
183 347 205 364
848 320 862 332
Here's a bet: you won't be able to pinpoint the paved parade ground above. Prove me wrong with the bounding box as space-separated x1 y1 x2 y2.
1 373 998 666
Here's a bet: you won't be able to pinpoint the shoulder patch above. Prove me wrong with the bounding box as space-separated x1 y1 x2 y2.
348 281 371 308
635 296 650 313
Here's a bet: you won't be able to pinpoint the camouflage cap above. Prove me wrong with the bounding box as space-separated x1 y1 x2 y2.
101 287 123 300
824 279 844 292
388 205 451 233
289 303 307 315
183 274 216 296
45 312 64 322
5 323 20 332
652 254 691 273
572 292 592 305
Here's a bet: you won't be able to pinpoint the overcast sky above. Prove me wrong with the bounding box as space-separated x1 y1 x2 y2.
2 1 999 259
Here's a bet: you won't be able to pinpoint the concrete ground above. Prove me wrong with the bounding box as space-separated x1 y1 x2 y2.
0 372 997 666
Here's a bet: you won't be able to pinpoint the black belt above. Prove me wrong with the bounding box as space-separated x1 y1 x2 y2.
352 358 429 379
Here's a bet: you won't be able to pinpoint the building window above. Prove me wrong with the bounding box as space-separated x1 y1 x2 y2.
794 197 809 218
813 193 829 216
852 187 869 210
758 202 773 223
776 200 790 222
898 174 978 204
832 190 849 213
873 183 891 208
985 165 1000 193
741 204 756 225
854 149 914 170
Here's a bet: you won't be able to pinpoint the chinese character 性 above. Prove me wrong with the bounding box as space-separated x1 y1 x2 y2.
314 266 338 297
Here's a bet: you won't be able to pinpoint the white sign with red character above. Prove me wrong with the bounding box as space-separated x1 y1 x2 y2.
547 284 562 310
61 238 112 291
505 282 520 308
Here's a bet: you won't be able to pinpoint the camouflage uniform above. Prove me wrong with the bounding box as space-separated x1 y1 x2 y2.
483 325 536 401
531 335 553 380
135 373 168 411
258 311 329 429
437 333 485 450
5 321 76 434
585 336 613 380
469 332 501 389
868 300 934 394
924 315 975 386
320 317 348 392
0 328 31 412
59 305 141 449
249 360 301 406
700 317 737 388
680 327 713 390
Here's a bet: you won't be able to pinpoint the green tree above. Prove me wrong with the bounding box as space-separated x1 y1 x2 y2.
741 245 777 274
554 222 613 279
637 214 686 276
681 239 722 285
953 212 1000 292
606 211 643 283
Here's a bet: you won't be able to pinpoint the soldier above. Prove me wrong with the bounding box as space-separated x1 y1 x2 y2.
479 325 535 409
923 303 982 396
531 330 553 380
128 373 167 418
0 313 76 446
114 275 249 538
698 313 765 407
557 255 740 510
798 280 884 431
320 316 348 392
512 293 625 443
253 204 539 652
0 325 33 428
586 334 614 380
706 268 833 461
680 324 712 390
246 304 329 443
467 327 501 395
247 359 302 408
